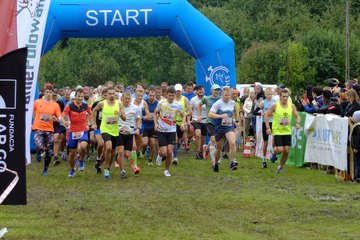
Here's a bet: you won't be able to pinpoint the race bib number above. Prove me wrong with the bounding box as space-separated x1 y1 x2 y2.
72 131 84 140
221 117 233 126
149 112 154 119
106 116 118 125
120 126 131 134
279 117 290 126
40 113 52 123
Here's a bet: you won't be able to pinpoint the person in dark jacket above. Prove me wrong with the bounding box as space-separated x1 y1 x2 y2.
350 111 360 183
302 86 323 113
344 89 360 117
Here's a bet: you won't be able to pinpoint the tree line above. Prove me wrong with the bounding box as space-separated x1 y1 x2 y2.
39 0 360 91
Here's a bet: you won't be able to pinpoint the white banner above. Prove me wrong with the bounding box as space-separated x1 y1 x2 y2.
304 114 348 171
17 0 51 164
255 116 273 159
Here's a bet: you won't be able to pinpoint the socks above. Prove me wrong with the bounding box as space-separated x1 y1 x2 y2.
173 144 179 158
131 151 138 167
209 145 216 161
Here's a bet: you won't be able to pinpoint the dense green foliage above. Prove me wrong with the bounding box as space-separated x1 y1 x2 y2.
39 0 360 90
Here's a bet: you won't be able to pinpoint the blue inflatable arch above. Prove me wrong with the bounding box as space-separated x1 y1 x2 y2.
43 0 236 93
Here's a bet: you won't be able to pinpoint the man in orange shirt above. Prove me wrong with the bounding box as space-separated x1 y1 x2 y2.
32 85 62 176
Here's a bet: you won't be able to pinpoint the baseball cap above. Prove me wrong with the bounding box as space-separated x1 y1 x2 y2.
353 111 360 123
211 84 221 90
174 84 183 91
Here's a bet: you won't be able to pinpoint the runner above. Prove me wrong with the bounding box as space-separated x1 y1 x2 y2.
92 87 125 179
91 87 108 174
142 89 159 165
264 88 301 173
32 85 62 176
254 87 275 168
154 86 186 177
118 91 142 177
174 83 192 164
200 84 221 163
62 88 92 177
190 85 207 159
208 86 238 172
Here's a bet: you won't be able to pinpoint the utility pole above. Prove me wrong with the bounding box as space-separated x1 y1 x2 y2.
345 0 350 81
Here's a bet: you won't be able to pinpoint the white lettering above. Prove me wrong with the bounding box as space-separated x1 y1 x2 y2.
111 10 125 25
86 10 98 26
99 10 112 26
126 10 140 25
0 160 6 173
140 9 152 25
0 149 6 160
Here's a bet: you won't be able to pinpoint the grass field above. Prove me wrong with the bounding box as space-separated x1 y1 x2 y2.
1 149 360 240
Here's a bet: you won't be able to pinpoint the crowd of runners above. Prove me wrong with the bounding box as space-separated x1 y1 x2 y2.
32 80 299 178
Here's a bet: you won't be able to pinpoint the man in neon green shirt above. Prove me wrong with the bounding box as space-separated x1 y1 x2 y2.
264 88 301 173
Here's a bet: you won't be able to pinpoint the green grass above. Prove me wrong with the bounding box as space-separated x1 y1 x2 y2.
1 149 360 240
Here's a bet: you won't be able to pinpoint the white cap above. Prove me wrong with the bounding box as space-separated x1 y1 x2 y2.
175 84 183 91
353 111 360 123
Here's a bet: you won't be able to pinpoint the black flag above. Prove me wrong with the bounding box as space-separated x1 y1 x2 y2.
0 47 27 205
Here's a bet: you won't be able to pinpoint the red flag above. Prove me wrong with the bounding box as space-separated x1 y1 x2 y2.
0 0 18 56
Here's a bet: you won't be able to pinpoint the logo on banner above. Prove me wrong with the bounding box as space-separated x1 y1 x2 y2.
17 0 40 17
205 65 230 86
0 80 16 109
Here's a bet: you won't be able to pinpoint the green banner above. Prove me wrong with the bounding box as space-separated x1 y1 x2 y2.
285 112 307 167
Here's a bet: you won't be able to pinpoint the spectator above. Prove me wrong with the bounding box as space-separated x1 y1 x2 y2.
316 90 332 114
302 86 323 113
350 110 360 183
344 89 360 118
243 92 254 137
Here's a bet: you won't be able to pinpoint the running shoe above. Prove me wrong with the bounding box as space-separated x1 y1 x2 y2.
262 161 267 168
233 159 238 166
203 145 209 159
277 166 284 173
134 166 141 175
79 160 85 171
148 160 153 166
213 163 219 172
35 151 42 162
270 153 277 163
230 161 238 171
53 157 61 166
222 153 229 159
185 142 190 151
41 169 48 176
121 171 128 179
155 155 162 166
61 152 67 161
164 170 171 177
104 168 110 179
68 169 76 177
195 152 201 160
172 157 178 165
95 161 102 174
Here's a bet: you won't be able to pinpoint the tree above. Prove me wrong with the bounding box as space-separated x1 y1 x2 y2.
277 42 315 91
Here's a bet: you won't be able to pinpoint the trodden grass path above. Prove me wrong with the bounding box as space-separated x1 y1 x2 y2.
1 149 360 240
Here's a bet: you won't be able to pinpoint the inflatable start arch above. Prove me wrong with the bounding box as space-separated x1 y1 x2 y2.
43 0 236 93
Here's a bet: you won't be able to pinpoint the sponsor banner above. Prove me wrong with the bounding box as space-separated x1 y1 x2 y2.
286 112 307 167
16 0 51 164
0 48 27 205
304 114 348 171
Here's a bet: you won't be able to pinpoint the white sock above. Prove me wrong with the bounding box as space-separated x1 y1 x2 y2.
209 145 216 161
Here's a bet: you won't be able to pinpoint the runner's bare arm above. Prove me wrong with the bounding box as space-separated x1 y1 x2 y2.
265 103 276 134
119 102 126 121
197 102 203 121
153 108 159 131
143 101 150 120
292 104 301 129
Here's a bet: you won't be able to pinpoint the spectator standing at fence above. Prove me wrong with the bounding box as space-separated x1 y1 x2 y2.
302 86 323 113
265 88 301 173
350 111 360 183
243 92 254 138
345 89 360 118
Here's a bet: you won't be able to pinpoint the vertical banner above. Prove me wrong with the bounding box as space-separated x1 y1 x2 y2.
304 114 348 171
286 112 307 167
16 0 52 164
0 48 27 205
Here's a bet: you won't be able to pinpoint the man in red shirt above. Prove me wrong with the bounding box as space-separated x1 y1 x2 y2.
32 85 62 176
62 88 92 177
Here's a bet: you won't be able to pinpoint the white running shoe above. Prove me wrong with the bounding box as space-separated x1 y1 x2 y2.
164 170 171 177
172 157 178 165
156 155 162 166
